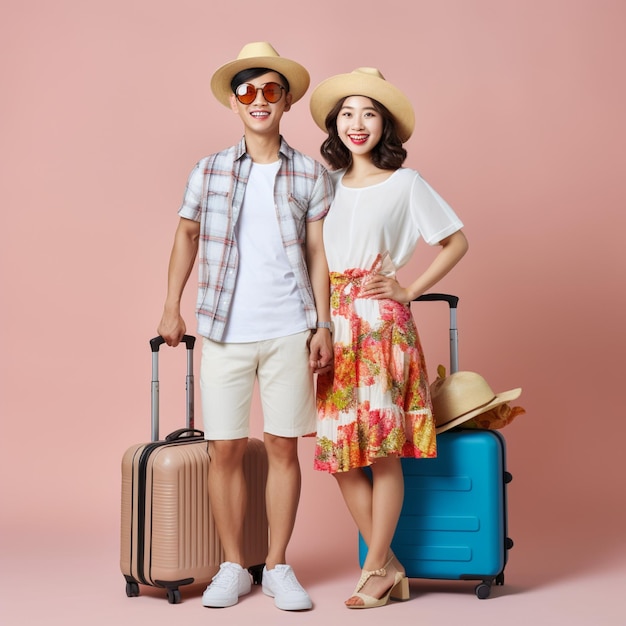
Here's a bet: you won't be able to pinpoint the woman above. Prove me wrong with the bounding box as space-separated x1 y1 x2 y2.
309 68 469 608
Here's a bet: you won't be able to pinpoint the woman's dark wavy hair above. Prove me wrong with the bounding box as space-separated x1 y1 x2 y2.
320 97 407 171
230 67 290 94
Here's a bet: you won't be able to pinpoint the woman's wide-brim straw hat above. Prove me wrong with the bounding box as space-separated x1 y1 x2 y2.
309 67 415 142
210 41 310 108
431 371 522 434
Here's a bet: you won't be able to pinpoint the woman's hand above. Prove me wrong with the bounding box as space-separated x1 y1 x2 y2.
362 274 410 304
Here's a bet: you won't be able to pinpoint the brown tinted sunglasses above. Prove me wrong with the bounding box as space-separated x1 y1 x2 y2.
235 82 286 105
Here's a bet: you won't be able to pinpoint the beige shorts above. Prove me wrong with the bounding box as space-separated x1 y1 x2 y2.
200 331 316 440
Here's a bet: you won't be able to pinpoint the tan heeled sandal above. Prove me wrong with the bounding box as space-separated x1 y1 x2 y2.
346 558 410 609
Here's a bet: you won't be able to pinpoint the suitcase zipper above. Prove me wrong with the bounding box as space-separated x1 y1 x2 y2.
133 436 204 586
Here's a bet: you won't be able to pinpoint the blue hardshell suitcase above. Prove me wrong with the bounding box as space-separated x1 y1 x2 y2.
359 294 513 599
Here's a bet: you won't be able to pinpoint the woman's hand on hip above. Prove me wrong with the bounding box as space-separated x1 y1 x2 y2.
362 274 410 304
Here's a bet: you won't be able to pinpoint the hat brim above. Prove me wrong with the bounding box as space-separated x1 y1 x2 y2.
309 72 415 142
211 57 310 108
435 388 522 434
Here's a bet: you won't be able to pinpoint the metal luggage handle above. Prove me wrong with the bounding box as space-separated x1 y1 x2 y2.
149 335 196 442
414 293 458 308
150 335 196 352
413 293 459 373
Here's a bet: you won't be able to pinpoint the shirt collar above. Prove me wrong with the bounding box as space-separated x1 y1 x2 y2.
234 135 294 162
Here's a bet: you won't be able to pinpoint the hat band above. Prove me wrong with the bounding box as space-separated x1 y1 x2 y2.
437 395 497 427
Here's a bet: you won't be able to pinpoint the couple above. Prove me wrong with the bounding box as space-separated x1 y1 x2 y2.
157 41 468 611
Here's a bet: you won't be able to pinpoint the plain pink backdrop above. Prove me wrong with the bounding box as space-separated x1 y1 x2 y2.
1 1 625 624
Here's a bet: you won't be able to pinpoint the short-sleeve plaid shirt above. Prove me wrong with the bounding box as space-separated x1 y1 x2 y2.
178 136 333 341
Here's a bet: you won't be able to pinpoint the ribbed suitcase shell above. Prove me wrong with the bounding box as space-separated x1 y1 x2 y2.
121 436 268 603
120 334 268 603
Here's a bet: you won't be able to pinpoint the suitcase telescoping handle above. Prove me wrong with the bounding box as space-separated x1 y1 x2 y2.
413 293 459 374
149 335 196 442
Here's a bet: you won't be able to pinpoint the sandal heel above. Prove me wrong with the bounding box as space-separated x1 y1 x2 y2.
390 575 410 601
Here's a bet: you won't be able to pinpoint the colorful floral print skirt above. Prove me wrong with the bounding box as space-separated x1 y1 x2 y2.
315 263 437 473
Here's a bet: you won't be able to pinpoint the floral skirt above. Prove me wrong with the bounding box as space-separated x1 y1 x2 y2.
314 265 436 473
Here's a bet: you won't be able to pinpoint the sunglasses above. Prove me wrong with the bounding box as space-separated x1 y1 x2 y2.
235 82 286 105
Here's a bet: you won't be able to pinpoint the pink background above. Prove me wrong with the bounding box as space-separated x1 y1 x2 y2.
1 1 624 624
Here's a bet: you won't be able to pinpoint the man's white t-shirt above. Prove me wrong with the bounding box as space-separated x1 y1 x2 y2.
222 161 308 342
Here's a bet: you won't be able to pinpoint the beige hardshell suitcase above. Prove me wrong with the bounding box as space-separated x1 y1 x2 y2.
120 335 268 603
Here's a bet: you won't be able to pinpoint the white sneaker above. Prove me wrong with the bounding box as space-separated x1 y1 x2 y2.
262 564 312 611
202 562 252 608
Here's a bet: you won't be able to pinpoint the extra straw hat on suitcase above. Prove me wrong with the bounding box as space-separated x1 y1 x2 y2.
431 371 522 434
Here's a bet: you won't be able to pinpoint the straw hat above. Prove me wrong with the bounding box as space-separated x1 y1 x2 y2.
309 67 415 142
431 371 522 434
210 41 310 108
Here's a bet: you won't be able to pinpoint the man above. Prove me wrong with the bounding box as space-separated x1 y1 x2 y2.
157 42 333 611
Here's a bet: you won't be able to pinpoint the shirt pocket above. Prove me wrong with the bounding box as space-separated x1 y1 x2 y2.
205 190 230 215
287 193 308 218
285 194 308 243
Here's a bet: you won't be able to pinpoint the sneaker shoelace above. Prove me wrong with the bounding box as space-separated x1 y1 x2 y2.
211 564 239 589
274 566 304 592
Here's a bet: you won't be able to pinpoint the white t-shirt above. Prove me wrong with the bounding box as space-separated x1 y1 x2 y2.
323 168 463 275
222 161 308 342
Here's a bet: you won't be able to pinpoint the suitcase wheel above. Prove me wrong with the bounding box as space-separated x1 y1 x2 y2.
125 581 140 598
166 588 182 604
248 563 265 585
475 581 492 599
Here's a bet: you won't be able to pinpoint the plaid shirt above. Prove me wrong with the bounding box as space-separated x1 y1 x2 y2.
178 136 333 341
